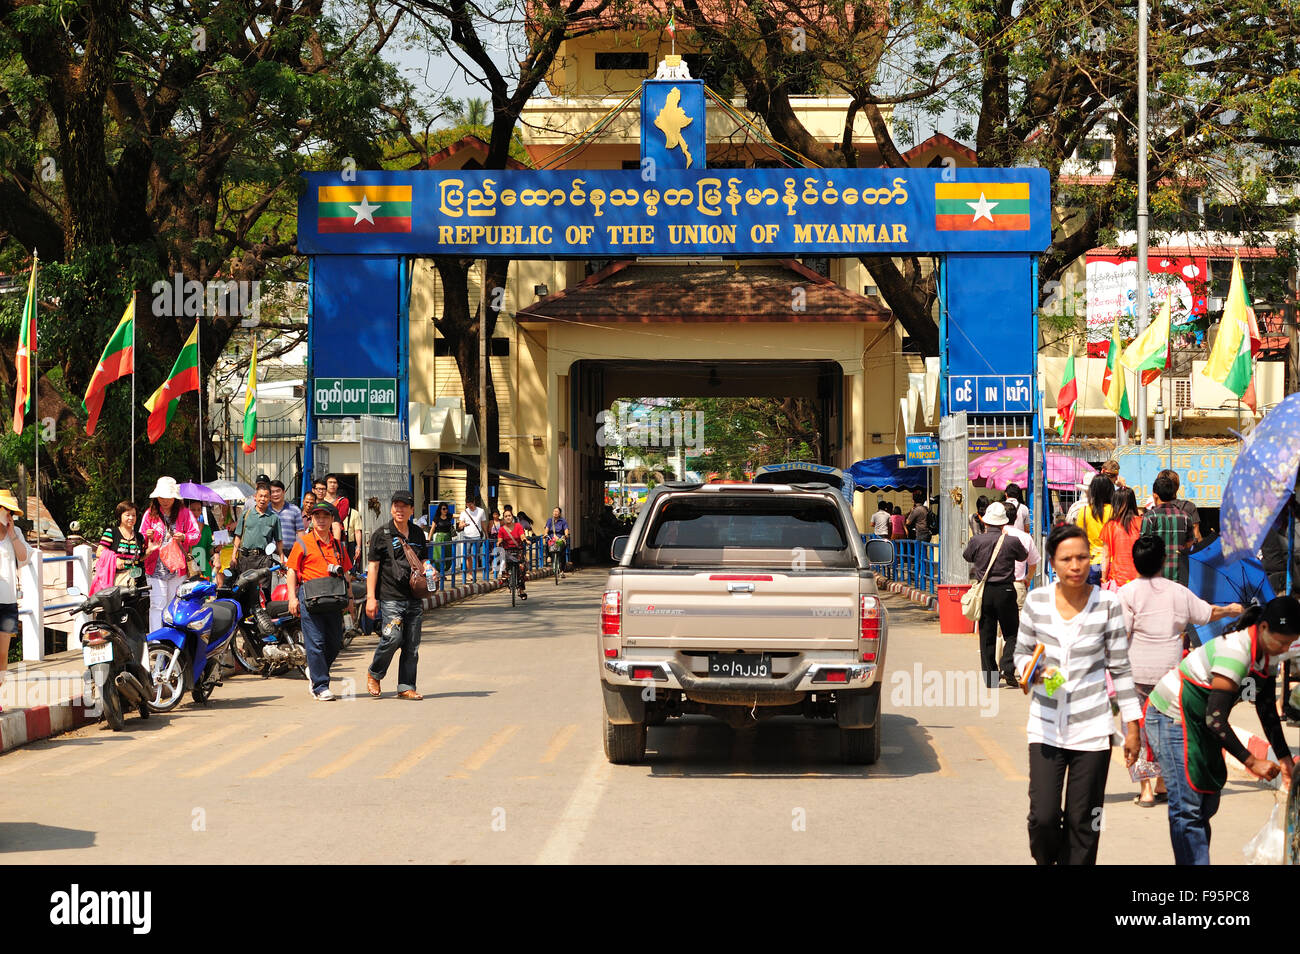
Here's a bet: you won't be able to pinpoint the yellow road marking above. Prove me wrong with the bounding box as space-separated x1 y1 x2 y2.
243 725 352 778
377 725 463 779
177 723 302 779
115 721 248 777
309 723 410 779
539 724 578 764
928 731 957 778
964 725 1027 781
43 723 193 776
448 725 520 778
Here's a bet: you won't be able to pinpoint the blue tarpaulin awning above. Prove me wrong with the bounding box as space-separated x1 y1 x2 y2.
848 455 929 492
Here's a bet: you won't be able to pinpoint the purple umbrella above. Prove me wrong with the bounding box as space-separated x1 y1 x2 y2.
1221 393 1300 563
177 481 227 505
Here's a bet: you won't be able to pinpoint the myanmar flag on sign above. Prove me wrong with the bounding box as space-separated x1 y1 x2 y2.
83 298 135 436
12 257 37 434
934 182 1031 231
242 337 257 453
317 185 412 233
1201 257 1260 411
144 322 201 444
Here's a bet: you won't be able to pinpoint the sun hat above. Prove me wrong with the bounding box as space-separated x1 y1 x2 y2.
149 476 181 499
982 501 1010 526
0 490 22 514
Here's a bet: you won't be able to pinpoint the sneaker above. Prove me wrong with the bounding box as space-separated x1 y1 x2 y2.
313 688 336 702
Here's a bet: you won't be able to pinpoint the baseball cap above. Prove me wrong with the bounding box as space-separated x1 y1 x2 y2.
391 490 414 506
1263 595 1300 636
309 501 337 518
256 473 271 484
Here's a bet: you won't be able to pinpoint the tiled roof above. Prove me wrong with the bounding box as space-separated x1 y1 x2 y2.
517 259 891 322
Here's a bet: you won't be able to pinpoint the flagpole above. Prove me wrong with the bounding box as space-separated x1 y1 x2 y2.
32 250 39 544
196 320 203 484
131 290 137 502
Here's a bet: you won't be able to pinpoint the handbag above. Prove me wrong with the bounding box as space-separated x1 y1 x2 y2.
90 550 117 596
392 529 433 598
299 534 349 612
961 533 1007 622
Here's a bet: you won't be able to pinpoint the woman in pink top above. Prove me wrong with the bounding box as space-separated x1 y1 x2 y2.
1118 535 1241 807
889 506 906 540
139 476 201 631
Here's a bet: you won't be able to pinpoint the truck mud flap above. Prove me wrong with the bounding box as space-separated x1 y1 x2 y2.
835 684 880 729
601 681 647 725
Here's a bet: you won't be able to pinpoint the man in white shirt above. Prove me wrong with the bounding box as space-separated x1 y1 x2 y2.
1003 521 1039 610
869 500 891 538
1004 483 1031 532
457 496 486 540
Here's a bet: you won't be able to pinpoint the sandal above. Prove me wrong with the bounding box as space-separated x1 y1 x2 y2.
1134 796 1157 808
397 689 423 700
1153 792 1168 804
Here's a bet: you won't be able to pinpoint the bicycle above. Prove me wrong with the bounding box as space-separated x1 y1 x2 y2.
548 537 567 585
503 549 526 606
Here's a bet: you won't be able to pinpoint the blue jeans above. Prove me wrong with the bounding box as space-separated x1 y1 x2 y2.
299 607 344 695
369 599 424 692
1145 705 1220 864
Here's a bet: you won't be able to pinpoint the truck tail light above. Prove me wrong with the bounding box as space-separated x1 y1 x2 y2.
861 595 881 640
601 590 622 638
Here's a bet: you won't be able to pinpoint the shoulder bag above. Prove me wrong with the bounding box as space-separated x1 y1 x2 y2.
299 534 349 612
391 528 433 598
961 532 1008 622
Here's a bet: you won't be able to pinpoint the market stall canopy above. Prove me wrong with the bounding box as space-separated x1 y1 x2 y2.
848 455 929 492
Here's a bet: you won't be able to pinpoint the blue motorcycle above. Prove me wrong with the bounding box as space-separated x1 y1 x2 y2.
145 577 242 712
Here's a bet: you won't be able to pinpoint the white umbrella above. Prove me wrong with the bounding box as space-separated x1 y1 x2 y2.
204 479 255 502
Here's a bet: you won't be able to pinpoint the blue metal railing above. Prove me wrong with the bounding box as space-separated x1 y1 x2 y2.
865 534 939 596
424 536 548 590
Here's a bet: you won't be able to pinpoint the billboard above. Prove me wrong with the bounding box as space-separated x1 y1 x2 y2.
1084 255 1208 356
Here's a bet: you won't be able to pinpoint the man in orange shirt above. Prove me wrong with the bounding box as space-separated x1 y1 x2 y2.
287 502 354 701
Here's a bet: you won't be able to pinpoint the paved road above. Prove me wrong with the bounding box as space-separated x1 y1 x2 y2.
0 574 1285 864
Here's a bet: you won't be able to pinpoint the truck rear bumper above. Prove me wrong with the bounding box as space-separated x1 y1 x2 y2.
603 657 876 693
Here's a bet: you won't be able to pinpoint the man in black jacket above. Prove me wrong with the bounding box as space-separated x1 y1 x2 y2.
962 501 1028 688
365 490 432 700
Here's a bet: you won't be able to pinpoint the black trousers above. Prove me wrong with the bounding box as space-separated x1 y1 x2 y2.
978 582 1019 681
1027 743 1111 865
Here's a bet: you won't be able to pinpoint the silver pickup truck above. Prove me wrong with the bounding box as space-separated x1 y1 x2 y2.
599 482 894 765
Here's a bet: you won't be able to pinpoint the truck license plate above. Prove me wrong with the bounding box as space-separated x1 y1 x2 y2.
708 654 772 678
82 642 113 666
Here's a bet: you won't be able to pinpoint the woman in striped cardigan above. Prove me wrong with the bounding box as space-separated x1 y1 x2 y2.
1013 523 1143 865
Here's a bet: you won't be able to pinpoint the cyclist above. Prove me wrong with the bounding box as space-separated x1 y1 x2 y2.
544 506 570 575
498 510 528 600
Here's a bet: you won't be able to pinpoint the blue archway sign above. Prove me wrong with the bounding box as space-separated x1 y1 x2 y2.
296 76 1053 505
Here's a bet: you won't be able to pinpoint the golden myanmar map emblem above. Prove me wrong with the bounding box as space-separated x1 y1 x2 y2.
653 87 694 168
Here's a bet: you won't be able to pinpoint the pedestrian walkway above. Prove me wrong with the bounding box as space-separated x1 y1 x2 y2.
0 563 570 755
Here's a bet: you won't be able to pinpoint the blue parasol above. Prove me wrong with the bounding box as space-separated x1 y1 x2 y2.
1220 392 1300 564
1188 537 1275 645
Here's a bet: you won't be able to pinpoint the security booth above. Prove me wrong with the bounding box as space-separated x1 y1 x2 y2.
297 70 1051 564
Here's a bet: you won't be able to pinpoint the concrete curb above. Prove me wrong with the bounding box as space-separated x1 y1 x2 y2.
0 701 94 755
0 566 573 756
874 573 938 613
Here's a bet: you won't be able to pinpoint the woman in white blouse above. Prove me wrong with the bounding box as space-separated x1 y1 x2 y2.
0 489 29 709
1013 523 1143 865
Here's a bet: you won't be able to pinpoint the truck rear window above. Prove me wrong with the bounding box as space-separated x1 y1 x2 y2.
642 496 849 550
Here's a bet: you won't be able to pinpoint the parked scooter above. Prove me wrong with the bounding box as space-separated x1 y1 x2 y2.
145 574 243 712
76 585 156 730
229 545 307 677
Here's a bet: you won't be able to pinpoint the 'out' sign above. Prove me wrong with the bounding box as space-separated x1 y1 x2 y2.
313 378 398 416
